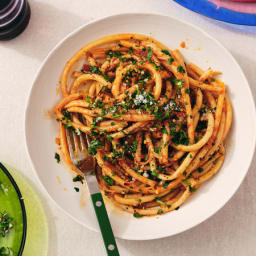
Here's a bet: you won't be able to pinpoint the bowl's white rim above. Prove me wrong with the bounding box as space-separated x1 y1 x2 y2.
24 12 256 240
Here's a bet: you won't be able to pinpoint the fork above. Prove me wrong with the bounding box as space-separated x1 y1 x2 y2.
66 129 120 256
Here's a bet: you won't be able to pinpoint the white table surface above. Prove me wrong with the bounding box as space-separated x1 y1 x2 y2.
1 0 256 255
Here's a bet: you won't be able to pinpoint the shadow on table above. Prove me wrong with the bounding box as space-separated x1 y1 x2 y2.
0 1 87 61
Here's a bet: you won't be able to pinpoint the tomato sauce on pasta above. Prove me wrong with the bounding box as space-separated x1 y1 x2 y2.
53 34 232 217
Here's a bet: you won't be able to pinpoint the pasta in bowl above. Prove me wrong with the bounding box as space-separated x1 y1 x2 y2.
54 33 232 217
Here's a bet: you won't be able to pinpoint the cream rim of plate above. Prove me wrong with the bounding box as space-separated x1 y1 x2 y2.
25 13 256 240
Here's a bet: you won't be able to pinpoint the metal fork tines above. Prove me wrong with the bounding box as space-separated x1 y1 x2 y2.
66 129 86 161
66 129 99 194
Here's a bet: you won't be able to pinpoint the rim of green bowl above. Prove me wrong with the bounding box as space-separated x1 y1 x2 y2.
0 162 27 256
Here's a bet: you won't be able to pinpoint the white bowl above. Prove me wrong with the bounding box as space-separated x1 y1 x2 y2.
25 13 256 240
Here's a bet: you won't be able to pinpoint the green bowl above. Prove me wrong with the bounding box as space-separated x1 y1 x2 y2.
0 163 27 255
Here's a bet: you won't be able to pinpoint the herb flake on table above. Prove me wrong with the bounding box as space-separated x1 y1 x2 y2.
133 212 142 218
55 152 60 163
73 175 84 184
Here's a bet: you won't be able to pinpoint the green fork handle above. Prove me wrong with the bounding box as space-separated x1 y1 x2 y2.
91 193 120 256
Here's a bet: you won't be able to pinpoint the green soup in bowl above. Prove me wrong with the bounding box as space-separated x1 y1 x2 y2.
0 163 26 256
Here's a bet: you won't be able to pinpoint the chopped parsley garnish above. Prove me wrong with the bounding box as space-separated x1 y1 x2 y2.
161 49 171 56
95 100 105 109
189 187 197 192
128 47 134 54
86 96 91 103
163 181 171 189
182 179 191 186
105 50 122 59
149 60 163 70
185 88 190 94
168 57 174 65
169 78 184 89
61 110 74 130
160 127 168 135
198 167 204 173
199 106 207 115
112 112 120 119
88 138 103 155
103 155 111 162
196 120 207 133
62 110 71 121
128 141 138 155
94 116 104 124
102 175 115 186
137 70 151 85
171 130 189 145
151 123 160 129
121 57 127 62
155 198 165 205
106 135 113 141
132 58 140 65
151 170 159 177
90 66 102 75
213 160 217 165
157 166 166 173
62 123 74 130
0 212 13 238
73 175 83 184
120 140 138 157
133 212 143 218
74 128 81 135
55 153 60 163
110 149 124 161
177 65 185 73
157 209 164 214
146 47 153 60
154 147 161 155
104 75 110 81
152 106 163 121
74 187 79 192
